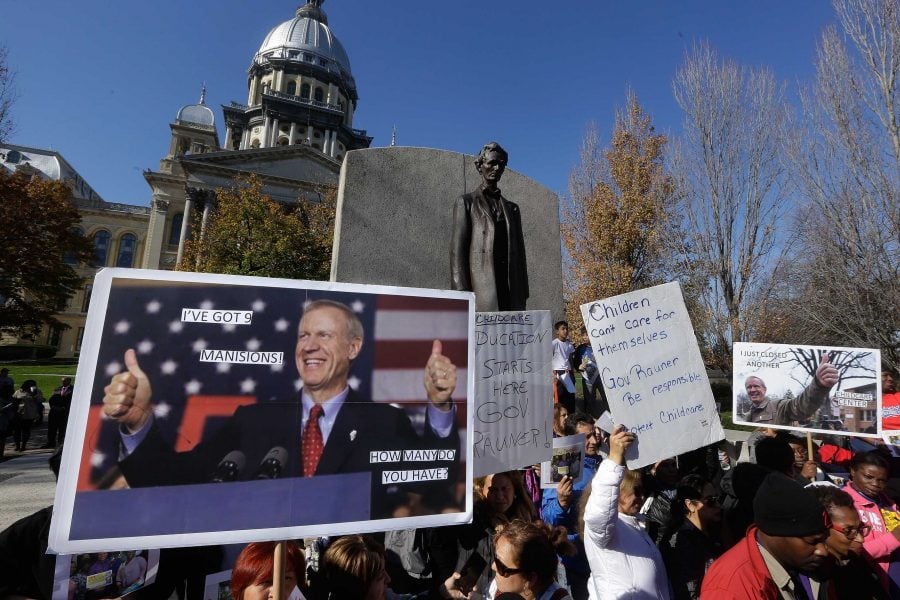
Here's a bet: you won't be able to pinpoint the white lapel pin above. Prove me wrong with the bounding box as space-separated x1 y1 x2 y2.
349 430 357 441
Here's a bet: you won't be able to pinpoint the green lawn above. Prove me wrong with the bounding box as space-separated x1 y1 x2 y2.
2 363 78 397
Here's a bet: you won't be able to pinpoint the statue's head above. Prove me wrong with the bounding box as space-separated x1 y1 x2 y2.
475 142 508 186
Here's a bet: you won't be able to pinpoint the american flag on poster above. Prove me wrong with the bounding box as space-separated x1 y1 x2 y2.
80 282 469 489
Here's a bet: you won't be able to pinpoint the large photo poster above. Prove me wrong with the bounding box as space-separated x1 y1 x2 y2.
732 342 881 437
50 269 475 553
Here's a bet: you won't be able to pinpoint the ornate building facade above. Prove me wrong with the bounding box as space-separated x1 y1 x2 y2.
2 0 370 358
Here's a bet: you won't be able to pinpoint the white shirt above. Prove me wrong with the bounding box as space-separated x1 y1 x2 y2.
552 338 574 371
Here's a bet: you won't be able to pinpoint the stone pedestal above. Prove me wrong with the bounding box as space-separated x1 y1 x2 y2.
330 147 564 320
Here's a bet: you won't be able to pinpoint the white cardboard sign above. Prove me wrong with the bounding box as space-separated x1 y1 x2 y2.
472 311 553 477
580 281 725 469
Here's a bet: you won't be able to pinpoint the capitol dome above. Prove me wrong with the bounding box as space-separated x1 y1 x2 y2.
176 86 215 129
253 0 353 82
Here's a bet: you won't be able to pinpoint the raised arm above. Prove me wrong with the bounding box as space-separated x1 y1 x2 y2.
583 425 635 549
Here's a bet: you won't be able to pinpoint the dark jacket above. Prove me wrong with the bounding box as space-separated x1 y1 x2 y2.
450 186 528 311
664 520 723 600
120 390 459 518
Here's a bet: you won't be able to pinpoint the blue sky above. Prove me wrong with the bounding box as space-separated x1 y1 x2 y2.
1 1 836 205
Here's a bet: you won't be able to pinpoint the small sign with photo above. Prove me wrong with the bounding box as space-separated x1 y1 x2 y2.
540 433 585 489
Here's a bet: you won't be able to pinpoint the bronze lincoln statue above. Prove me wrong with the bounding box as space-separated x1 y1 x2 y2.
450 142 528 311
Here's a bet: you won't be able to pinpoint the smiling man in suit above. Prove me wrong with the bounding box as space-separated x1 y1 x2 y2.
103 299 461 518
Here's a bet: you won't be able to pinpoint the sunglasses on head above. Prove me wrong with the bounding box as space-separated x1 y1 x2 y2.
493 557 524 577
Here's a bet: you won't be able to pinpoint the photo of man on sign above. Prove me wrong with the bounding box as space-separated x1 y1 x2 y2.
103 298 461 518
50 270 473 552
733 342 880 437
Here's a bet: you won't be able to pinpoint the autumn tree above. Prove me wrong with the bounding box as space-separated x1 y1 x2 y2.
775 0 900 370
671 42 791 372
0 169 94 335
562 92 678 333
179 174 336 280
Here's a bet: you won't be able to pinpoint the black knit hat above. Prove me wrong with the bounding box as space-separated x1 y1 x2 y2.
754 472 827 537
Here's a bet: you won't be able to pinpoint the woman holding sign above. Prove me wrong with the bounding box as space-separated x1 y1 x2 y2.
579 426 671 599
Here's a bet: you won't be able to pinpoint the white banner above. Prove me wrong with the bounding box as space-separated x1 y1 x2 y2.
472 311 553 477
580 281 724 469
732 342 880 437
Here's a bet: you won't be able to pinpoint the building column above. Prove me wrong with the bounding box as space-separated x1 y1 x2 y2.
289 122 297 145
262 114 271 148
322 129 330 154
240 128 249 150
271 118 280 146
224 125 233 150
175 196 194 267
142 197 169 270
330 130 338 157
249 77 259 105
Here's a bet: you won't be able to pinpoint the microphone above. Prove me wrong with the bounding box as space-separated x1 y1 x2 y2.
254 446 288 479
211 450 246 482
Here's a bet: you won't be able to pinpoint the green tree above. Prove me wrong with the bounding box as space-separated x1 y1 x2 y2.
179 174 335 280
562 92 678 333
0 170 94 335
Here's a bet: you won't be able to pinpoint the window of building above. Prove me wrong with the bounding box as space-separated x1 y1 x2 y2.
81 284 93 313
92 230 111 266
75 327 85 353
116 233 137 267
48 326 62 348
278 137 289 146
168 214 184 246
287 81 296 95
314 87 324 102
64 227 84 264
300 83 310 99
313 131 321 139
862 409 877 422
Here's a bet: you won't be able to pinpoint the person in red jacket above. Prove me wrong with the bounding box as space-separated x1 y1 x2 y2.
700 472 831 599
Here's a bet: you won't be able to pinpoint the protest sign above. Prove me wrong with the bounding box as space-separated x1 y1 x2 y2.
53 550 160 600
50 269 475 553
472 311 553 477
732 342 880 438
540 433 585 489
580 281 724 469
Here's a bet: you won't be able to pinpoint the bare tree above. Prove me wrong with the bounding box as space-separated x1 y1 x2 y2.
671 42 791 372
0 46 15 144
780 0 900 370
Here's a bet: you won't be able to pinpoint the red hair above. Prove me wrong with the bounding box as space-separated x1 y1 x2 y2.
230 541 306 600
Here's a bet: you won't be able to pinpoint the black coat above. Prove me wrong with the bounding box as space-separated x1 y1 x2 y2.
119 390 459 517
450 187 528 311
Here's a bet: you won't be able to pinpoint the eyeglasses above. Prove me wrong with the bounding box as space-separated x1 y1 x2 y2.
700 495 720 507
493 557 524 577
830 522 872 540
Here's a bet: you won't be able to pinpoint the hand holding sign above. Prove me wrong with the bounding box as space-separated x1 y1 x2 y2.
815 352 839 389
609 425 636 466
424 339 457 410
556 475 574 508
102 348 152 432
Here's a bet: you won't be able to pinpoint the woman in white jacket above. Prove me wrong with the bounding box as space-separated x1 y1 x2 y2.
579 425 671 599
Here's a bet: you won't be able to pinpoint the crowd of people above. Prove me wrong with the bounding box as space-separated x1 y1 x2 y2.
3 351 900 600
0 369 73 456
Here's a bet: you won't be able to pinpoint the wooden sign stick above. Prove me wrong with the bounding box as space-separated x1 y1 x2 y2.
806 432 814 459
272 540 286 600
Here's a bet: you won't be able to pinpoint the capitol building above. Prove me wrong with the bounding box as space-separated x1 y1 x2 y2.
0 0 370 357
